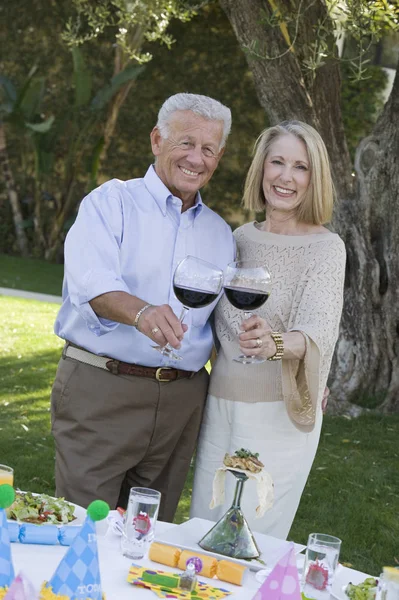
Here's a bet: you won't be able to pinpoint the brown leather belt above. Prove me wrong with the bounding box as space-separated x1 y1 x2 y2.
64 342 195 382
105 359 195 382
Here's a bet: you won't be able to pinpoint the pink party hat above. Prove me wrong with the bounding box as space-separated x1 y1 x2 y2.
3 573 38 600
252 543 301 600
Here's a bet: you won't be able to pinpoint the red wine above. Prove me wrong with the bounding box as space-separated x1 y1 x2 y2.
224 286 270 311
173 284 219 309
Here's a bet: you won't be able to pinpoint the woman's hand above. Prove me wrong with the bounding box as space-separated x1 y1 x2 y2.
238 314 277 360
238 315 307 361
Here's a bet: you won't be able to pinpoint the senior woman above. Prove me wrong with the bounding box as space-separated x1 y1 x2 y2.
190 120 346 540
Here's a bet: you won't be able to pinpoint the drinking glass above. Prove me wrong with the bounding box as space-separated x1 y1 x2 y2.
0 464 14 486
121 487 161 560
301 533 342 600
377 568 399 600
223 260 272 364
152 256 224 361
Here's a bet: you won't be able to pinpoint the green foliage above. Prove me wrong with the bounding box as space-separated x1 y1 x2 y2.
334 0 399 39
0 70 53 133
62 0 196 63
0 43 144 257
72 46 92 107
91 63 144 109
234 448 260 459
0 1 395 255
244 0 398 82
341 63 388 158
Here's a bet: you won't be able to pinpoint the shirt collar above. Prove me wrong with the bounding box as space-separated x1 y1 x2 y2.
144 165 204 217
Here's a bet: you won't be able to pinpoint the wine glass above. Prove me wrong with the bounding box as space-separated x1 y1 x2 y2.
152 256 223 361
223 260 272 364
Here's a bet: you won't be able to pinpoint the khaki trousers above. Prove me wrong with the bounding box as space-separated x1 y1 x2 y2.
50 354 209 522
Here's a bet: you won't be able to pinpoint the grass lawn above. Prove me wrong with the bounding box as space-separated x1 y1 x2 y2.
1 294 398 577
0 254 64 296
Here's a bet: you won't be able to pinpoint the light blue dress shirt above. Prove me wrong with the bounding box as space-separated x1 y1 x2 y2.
55 166 235 371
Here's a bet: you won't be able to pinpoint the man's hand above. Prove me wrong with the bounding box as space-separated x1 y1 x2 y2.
90 292 188 349
322 386 330 413
137 304 188 349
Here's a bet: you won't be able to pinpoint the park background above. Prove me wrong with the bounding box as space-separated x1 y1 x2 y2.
0 0 398 577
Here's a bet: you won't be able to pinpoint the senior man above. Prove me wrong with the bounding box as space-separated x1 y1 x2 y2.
51 93 235 521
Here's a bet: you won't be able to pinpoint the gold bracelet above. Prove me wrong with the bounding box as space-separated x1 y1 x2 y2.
267 332 284 361
133 303 153 329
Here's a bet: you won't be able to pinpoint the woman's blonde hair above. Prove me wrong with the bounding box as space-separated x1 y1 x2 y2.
243 121 334 225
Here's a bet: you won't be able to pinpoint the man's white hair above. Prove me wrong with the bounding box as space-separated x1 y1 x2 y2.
156 93 232 150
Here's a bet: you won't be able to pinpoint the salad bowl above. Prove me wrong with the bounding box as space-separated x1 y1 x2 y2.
6 490 86 526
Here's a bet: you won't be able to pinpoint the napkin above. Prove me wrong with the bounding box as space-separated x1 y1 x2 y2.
127 564 232 599
105 511 124 536
210 467 274 518
252 543 301 600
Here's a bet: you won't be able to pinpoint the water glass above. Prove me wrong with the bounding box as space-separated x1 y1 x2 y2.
301 533 342 600
0 464 14 486
377 568 399 600
121 487 161 559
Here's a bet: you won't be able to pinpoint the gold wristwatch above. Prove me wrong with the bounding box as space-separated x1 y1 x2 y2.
267 332 284 361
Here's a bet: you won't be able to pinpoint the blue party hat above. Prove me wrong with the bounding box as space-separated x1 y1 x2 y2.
0 485 16 593
41 500 109 600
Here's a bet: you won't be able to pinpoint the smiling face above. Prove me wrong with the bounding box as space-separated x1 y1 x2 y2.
262 133 311 215
150 110 224 209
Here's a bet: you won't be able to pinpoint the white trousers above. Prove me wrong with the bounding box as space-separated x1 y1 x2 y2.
190 394 323 540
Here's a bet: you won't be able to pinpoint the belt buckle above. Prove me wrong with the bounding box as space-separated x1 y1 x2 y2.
155 367 173 382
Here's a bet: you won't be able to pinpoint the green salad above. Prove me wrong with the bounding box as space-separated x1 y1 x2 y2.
6 491 76 525
345 577 378 600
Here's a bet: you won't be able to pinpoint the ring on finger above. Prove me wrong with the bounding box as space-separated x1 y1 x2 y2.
255 337 263 348
151 327 160 335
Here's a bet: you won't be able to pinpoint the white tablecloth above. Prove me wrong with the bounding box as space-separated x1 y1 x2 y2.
11 519 371 599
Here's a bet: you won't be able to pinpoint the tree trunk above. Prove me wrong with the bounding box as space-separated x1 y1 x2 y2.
0 122 29 257
100 81 135 164
98 27 144 167
333 66 399 412
219 0 399 411
44 178 76 261
33 185 47 254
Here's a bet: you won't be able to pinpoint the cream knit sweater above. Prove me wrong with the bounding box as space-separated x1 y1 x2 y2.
209 222 346 432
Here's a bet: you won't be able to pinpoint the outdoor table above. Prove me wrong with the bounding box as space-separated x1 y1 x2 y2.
11 518 372 599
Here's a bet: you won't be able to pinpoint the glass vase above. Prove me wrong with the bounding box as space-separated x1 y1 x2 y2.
198 471 260 559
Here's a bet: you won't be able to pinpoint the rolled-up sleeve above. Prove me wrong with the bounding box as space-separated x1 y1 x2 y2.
64 182 130 336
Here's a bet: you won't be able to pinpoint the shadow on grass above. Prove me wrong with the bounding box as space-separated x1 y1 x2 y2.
0 348 61 373
0 348 62 494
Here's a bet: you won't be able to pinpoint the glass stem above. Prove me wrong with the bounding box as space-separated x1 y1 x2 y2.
243 311 256 358
231 478 246 509
162 307 188 353
179 307 189 323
